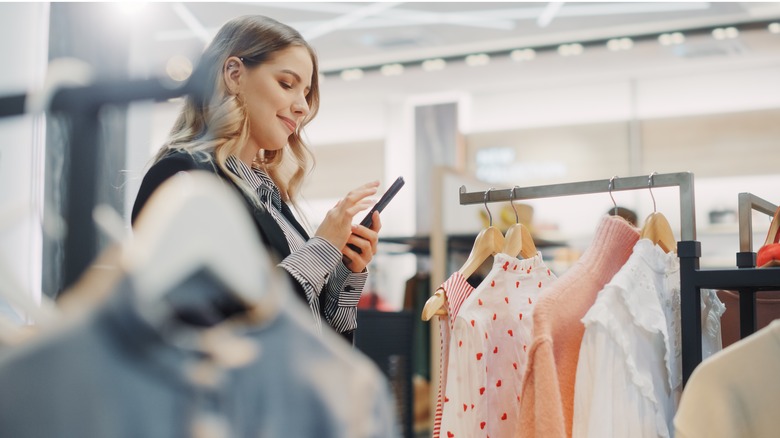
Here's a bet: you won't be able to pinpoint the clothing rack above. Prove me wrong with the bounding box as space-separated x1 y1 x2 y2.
732 193 779 338
460 174 780 384
459 172 714 382
0 70 207 292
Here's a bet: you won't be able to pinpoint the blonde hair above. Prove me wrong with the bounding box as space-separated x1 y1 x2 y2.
154 15 319 210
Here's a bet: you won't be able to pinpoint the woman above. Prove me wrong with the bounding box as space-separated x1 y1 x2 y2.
131 15 381 343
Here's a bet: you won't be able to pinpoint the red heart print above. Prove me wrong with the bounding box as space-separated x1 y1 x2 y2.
476 353 483 360
547 269 551 276
503 261 509 271
537 282 542 288
504 297 509 304
480 422 486 430
528 297 533 304
515 281 520 288
496 379 502 387
485 332 488 339
444 396 449 402
471 404 474 410
492 313 497 321
513 362 518 369
458 340 463 347
519 313 523 320
507 329 514 336
491 280 495 287
463 403 467 412
523 344 527 352
526 267 531 274
478 298 483 306
501 412 508 420
479 387 486 395
513 265 518 270
493 346 498 354
447 432 454 438
471 320 475 327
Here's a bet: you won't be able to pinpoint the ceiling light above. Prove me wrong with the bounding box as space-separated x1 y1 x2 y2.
607 37 633 51
380 63 404 76
510 48 536 62
725 27 739 38
712 28 726 40
340 68 364 81
557 43 583 57
421 58 446 72
465 53 490 67
770 23 780 34
659 32 685 46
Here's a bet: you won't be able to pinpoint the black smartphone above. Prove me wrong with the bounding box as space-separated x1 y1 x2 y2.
348 176 405 253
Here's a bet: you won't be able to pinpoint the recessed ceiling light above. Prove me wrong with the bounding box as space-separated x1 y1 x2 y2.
340 68 364 81
510 48 536 61
465 53 490 67
380 63 404 76
421 58 446 72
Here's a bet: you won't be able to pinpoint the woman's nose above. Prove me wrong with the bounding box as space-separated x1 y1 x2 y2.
292 95 309 116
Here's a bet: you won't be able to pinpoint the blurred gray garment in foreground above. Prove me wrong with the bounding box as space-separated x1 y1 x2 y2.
0 274 398 438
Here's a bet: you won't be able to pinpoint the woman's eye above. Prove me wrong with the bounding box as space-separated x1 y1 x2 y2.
280 81 292 89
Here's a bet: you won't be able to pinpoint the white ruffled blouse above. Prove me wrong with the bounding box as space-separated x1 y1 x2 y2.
572 239 724 438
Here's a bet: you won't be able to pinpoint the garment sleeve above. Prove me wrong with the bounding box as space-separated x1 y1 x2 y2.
519 336 567 438
278 236 366 334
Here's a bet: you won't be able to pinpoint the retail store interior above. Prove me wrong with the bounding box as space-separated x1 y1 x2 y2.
2 2 780 437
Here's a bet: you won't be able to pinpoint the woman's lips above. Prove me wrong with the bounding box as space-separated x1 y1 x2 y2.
279 116 296 133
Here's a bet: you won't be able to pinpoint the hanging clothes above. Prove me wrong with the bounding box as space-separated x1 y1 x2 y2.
0 274 398 438
571 239 724 438
674 319 780 438
519 215 640 438
440 252 557 438
432 272 475 438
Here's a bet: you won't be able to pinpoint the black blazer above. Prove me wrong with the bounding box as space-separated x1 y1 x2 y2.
131 150 353 342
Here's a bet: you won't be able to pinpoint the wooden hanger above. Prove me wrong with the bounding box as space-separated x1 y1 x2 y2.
458 189 505 279
123 171 279 323
640 173 677 253
421 287 448 321
420 189 504 321
502 186 538 259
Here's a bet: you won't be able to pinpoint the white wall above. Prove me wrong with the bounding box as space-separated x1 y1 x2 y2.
0 3 49 322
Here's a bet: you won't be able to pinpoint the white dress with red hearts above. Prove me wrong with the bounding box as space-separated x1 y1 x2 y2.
440 252 557 438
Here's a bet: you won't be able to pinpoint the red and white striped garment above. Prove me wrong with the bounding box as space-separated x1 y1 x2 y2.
432 272 475 438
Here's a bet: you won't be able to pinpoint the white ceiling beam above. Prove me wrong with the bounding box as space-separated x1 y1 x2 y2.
302 2 401 40
537 2 565 28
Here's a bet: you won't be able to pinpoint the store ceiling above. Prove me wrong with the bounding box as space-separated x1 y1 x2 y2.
138 2 780 73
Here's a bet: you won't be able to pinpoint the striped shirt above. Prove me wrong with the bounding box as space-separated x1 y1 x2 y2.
225 156 366 335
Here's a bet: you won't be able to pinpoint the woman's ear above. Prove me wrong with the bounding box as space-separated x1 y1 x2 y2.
223 56 243 95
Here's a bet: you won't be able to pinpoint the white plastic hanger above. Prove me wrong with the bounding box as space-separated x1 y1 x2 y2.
502 186 537 259
640 172 677 253
122 171 278 321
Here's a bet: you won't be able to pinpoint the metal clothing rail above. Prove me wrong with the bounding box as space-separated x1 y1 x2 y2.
459 171 697 241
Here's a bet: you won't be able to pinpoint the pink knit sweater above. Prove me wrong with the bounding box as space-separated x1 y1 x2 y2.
518 215 640 438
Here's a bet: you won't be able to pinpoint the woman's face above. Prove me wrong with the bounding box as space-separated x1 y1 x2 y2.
240 46 313 152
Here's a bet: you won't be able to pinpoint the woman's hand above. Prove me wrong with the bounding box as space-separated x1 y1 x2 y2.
315 181 379 250
342 211 382 273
